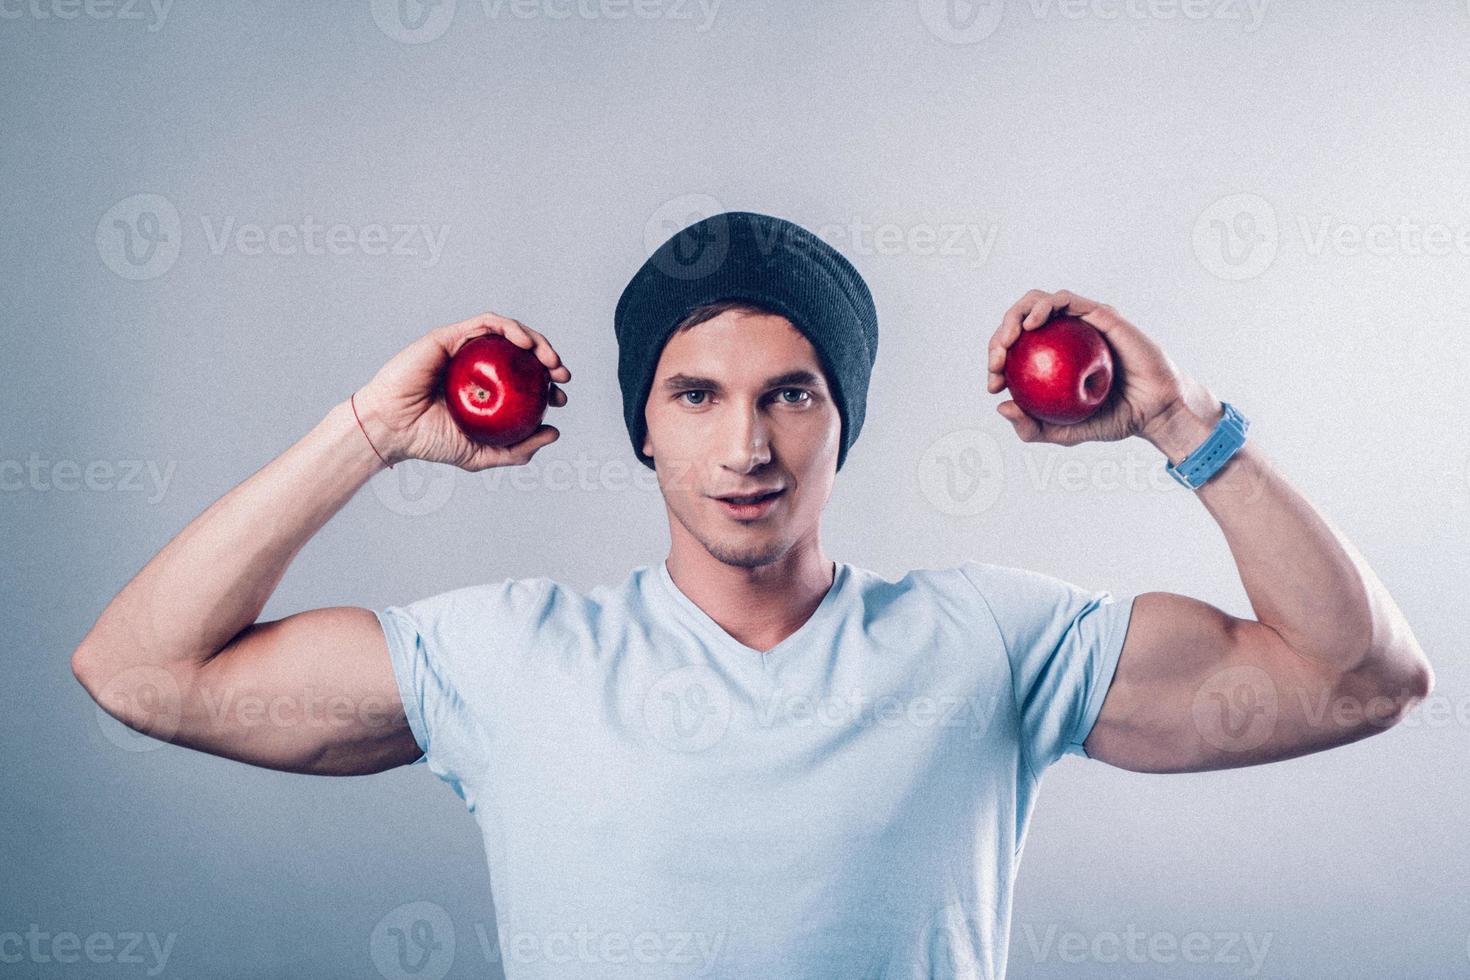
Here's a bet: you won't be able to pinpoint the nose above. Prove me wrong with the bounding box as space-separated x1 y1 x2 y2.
719 401 772 473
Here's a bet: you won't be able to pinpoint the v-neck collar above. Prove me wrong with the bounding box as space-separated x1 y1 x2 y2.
652 558 850 663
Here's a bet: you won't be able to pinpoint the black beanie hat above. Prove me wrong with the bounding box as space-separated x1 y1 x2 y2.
614 210 879 473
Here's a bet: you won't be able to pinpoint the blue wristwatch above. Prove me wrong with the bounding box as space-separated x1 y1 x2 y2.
1164 402 1249 491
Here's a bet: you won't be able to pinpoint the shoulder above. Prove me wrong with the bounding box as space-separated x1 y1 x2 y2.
952 560 1100 604
841 560 1014 620
870 561 1118 641
846 559 1065 601
398 574 556 615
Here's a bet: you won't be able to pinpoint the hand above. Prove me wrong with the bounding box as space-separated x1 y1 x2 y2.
353 311 572 471
986 289 1219 447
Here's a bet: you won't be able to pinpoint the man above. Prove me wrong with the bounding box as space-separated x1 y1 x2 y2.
73 211 1433 979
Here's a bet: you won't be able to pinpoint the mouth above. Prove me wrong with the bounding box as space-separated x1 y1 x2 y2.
712 488 785 520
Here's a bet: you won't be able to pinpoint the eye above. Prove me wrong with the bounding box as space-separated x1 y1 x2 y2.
676 390 708 406
776 388 811 405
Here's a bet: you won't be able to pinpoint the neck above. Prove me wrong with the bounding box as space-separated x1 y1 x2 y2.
664 537 836 654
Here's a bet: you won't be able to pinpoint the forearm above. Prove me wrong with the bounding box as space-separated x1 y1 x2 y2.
1144 388 1429 686
75 397 387 672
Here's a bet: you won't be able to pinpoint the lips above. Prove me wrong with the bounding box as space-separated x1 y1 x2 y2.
713 487 785 520
715 489 783 505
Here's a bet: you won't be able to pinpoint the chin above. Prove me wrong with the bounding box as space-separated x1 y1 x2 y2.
703 536 788 570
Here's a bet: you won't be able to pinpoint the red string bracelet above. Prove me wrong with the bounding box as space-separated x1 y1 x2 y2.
350 391 393 470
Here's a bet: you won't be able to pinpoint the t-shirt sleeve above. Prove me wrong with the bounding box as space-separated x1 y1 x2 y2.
958 561 1137 777
372 577 551 801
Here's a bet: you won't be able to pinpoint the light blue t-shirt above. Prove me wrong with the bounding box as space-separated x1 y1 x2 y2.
374 559 1136 979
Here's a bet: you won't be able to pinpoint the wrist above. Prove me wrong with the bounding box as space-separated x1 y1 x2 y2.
1143 390 1225 466
344 390 402 469
318 399 393 484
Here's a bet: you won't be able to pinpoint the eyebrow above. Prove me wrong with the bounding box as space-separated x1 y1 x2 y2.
659 370 825 392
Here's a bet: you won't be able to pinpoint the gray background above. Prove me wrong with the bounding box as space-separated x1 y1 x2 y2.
4 0 1468 977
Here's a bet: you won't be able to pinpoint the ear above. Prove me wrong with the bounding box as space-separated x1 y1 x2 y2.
641 432 653 458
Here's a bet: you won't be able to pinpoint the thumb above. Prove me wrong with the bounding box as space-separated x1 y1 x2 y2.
461 424 560 472
997 400 1050 444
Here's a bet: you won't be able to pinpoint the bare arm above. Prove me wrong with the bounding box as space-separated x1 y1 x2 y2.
988 290 1433 773
71 312 571 776
1087 425 1431 773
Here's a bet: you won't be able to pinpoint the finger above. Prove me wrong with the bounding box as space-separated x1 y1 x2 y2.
991 288 1056 372
996 399 1047 443
1044 291 1127 337
994 288 1048 357
1073 301 1131 338
465 424 559 471
507 424 560 457
435 312 512 357
986 369 1007 394
1051 289 1103 314
1021 295 1056 330
988 344 1005 374
549 384 567 407
516 325 572 382
499 318 537 350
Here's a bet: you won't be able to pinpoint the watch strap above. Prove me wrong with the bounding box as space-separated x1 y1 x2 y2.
1165 401 1249 491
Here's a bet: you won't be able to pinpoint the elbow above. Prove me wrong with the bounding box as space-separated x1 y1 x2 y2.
70 643 99 697
1381 637 1434 703
1353 640 1434 731
69 639 131 703
1403 655 1435 704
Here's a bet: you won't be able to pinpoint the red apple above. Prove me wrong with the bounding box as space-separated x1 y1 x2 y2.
1002 315 1115 425
443 334 551 446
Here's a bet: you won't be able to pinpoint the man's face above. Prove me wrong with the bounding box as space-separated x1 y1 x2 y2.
642 309 841 570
